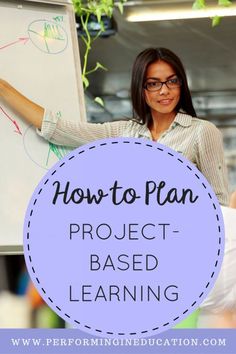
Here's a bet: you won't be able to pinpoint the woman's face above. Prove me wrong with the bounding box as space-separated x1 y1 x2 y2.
144 60 181 117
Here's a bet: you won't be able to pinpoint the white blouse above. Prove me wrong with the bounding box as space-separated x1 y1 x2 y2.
38 110 229 206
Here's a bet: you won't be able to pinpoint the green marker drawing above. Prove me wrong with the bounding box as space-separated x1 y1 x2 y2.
44 22 64 40
28 19 68 54
53 16 63 22
46 142 72 166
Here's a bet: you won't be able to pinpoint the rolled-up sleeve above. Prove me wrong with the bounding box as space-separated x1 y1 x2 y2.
196 121 229 206
37 109 130 147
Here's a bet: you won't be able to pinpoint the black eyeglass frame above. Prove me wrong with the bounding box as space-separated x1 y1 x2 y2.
143 77 182 92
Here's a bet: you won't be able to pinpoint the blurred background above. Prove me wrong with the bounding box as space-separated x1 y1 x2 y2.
81 1 236 192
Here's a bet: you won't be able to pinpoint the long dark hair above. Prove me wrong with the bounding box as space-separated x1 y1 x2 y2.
131 47 196 124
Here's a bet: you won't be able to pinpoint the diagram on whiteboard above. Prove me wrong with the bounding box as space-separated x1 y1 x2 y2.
0 0 84 248
0 18 68 55
0 36 29 51
0 105 22 135
0 15 72 169
0 105 69 169
23 124 71 170
28 19 68 54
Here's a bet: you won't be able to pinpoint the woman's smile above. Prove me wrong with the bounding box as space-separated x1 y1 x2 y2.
157 98 174 105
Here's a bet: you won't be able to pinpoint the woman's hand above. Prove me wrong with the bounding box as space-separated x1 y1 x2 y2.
0 79 44 129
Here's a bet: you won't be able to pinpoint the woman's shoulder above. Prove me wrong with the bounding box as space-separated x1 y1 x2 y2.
187 116 222 147
190 116 221 136
191 116 217 128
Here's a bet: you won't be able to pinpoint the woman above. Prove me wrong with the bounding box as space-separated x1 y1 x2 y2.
0 47 229 205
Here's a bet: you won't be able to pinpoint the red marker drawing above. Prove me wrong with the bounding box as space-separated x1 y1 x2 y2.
0 106 22 135
0 37 29 50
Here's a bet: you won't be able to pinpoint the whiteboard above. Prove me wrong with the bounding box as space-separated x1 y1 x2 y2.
0 0 86 253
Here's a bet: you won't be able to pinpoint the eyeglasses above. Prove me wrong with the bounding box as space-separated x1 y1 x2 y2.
144 77 182 92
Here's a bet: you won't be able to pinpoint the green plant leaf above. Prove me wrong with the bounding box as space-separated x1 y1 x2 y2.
117 2 124 14
192 0 206 10
87 1 97 12
99 20 105 32
82 75 89 89
118 0 128 14
94 96 105 107
86 62 108 76
72 0 83 15
101 0 114 16
212 15 222 26
95 7 102 23
95 62 108 71
72 0 120 91
218 0 232 6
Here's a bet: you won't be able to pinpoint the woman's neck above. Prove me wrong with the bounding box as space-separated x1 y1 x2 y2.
149 111 177 134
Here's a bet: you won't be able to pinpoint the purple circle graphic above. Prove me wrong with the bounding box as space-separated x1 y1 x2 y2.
24 138 224 337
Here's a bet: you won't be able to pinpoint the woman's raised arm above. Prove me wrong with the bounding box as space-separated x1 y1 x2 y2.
0 79 44 129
